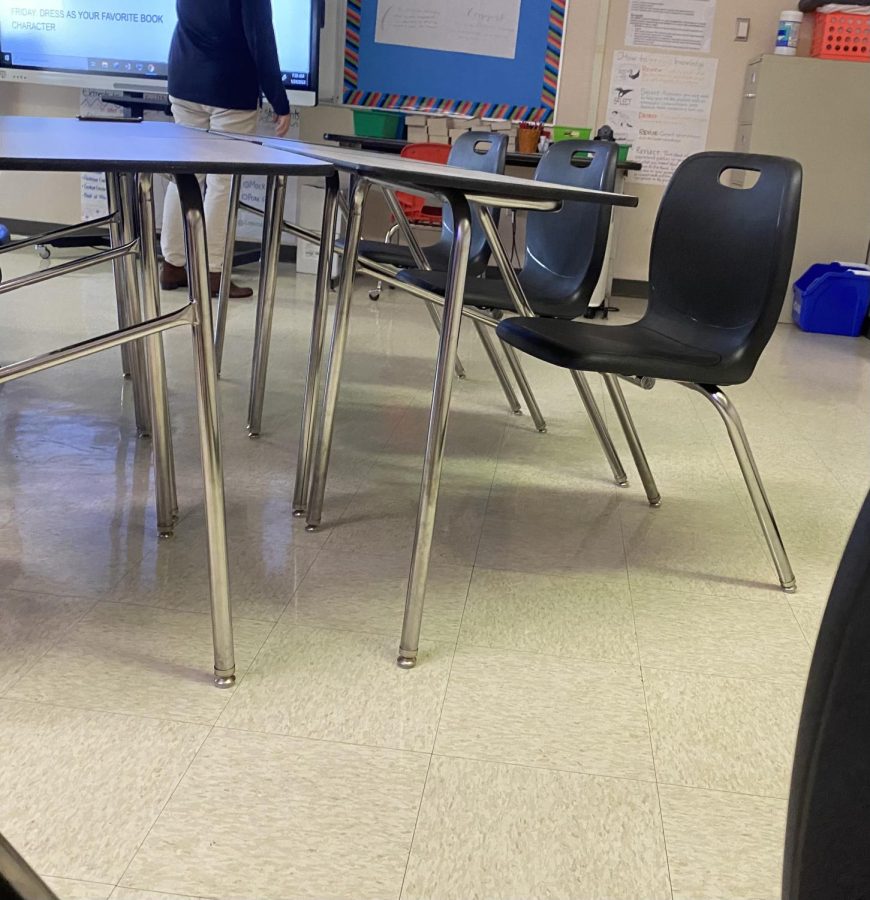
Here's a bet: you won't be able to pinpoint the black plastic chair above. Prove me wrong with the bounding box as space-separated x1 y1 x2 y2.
358 131 523 403
782 489 870 899
398 139 618 319
497 151 802 591
393 140 630 478
360 131 509 285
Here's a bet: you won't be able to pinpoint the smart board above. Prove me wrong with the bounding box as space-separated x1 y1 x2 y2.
0 0 321 106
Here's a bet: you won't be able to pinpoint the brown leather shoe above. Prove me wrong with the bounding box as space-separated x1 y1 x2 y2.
160 262 252 299
209 272 254 299
159 261 187 291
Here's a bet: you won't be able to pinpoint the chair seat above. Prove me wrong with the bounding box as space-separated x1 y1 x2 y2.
496 316 727 384
358 241 418 269
397 268 522 313
358 242 452 272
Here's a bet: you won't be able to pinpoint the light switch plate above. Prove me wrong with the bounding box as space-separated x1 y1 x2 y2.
736 17 751 41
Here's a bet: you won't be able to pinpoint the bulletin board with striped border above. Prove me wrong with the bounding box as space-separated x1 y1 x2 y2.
343 0 568 123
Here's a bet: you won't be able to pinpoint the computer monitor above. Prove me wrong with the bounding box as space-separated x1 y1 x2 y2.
0 0 321 106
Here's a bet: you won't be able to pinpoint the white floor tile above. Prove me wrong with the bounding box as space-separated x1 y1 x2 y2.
284 553 471 641
43 877 114 900
644 668 803 797
113 525 320 623
0 591 95 692
219 624 453 751
435 647 654 780
660 784 787 900
121 727 429 900
110 891 203 900
788 597 826 647
632 589 811 681
402 755 671 900
459 568 638 664
7 603 272 724
0 699 207 883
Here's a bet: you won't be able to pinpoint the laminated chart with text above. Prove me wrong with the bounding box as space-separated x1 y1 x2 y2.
607 50 718 186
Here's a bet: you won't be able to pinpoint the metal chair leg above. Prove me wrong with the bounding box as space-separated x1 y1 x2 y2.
247 175 288 436
687 383 796 593
423 300 467 379
472 320 522 415
306 178 372 531
293 173 340 517
501 343 547 433
602 374 661 506
369 224 400 301
214 173 241 376
570 371 628 487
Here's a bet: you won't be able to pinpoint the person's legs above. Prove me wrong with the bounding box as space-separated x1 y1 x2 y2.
204 107 259 273
160 98 212 272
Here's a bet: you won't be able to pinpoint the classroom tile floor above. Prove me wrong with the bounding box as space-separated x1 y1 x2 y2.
1 251 868 900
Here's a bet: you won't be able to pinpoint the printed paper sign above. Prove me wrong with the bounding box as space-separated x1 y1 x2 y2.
375 0 522 60
626 0 717 53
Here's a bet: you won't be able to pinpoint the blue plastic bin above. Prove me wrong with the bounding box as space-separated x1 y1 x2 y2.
793 262 870 336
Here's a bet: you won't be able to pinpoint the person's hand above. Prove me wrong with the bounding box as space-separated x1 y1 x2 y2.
274 114 291 138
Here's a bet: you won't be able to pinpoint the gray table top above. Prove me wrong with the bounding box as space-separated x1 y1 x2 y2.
323 132 644 173
0 117 334 176
220 134 638 209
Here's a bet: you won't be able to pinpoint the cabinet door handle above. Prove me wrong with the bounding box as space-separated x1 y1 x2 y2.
744 92 757 99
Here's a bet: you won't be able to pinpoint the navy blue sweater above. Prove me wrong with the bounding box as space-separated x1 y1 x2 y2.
168 0 290 115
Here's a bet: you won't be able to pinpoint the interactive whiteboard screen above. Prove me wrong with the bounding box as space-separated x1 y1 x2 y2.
0 0 319 104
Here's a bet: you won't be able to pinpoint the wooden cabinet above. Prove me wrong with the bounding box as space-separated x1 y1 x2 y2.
736 55 870 319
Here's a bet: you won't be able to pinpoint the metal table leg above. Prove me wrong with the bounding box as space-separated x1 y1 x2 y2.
107 174 133 380
107 172 151 436
398 194 473 668
305 178 371 531
175 173 235 687
136 172 179 534
247 175 288 436
215 173 242 376
293 173 340 516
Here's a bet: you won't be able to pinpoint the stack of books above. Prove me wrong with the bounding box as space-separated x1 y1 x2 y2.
405 115 520 149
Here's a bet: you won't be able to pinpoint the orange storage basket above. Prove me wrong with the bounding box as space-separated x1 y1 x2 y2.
811 11 870 61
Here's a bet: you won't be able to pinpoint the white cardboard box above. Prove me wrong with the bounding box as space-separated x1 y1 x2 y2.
296 180 342 277
427 116 449 135
406 125 429 143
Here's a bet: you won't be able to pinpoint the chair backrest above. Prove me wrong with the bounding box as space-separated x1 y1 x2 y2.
646 152 802 383
782 489 870 900
516 140 618 318
428 131 508 274
396 143 451 221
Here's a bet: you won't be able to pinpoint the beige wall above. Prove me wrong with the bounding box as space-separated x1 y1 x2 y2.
593 0 806 281
0 83 83 224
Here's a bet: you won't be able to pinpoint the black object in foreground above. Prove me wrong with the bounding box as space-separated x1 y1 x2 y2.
783 487 870 899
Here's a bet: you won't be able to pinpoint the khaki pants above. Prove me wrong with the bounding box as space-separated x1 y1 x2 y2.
160 97 259 272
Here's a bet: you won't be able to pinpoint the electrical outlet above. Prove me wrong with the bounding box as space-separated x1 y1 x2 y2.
736 18 751 41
